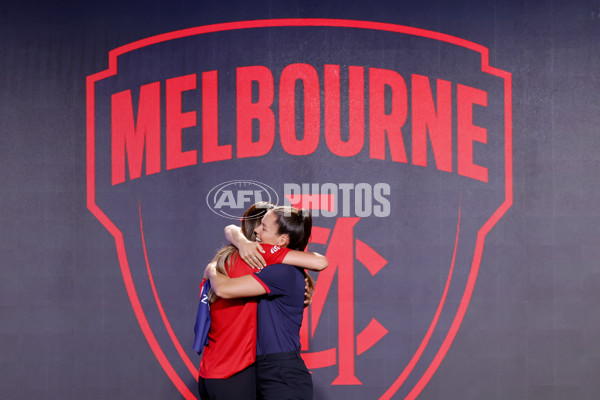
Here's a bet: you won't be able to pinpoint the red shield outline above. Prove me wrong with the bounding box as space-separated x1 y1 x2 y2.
86 19 513 399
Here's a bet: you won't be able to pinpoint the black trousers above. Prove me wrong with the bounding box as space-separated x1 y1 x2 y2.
255 351 313 400
198 363 256 400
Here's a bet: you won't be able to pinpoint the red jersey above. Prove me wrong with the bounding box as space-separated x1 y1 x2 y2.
199 244 290 378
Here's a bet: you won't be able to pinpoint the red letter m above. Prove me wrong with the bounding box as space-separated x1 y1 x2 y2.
111 82 161 185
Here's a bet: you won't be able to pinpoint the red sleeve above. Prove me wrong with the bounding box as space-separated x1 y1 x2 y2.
261 244 291 265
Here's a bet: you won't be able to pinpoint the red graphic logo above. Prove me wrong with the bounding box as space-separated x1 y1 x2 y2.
87 19 512 399
301 217 389 384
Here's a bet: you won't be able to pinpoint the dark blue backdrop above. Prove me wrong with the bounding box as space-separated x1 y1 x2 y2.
2 1 599 399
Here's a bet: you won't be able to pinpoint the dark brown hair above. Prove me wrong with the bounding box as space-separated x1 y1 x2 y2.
270 206 312 251
269 206 315 301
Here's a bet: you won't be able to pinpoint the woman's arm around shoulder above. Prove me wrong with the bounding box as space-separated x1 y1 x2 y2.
282 250 328 271
204 261 267 299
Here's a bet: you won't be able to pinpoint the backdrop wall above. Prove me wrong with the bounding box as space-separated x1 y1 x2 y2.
2 1 599 399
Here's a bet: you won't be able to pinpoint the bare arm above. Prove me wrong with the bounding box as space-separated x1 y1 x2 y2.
224 225 265 269
204 262 267 299
225 225 328 271
283 250 328 271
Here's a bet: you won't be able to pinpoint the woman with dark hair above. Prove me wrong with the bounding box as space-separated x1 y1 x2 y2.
206 206 319 400
198 203 326 400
